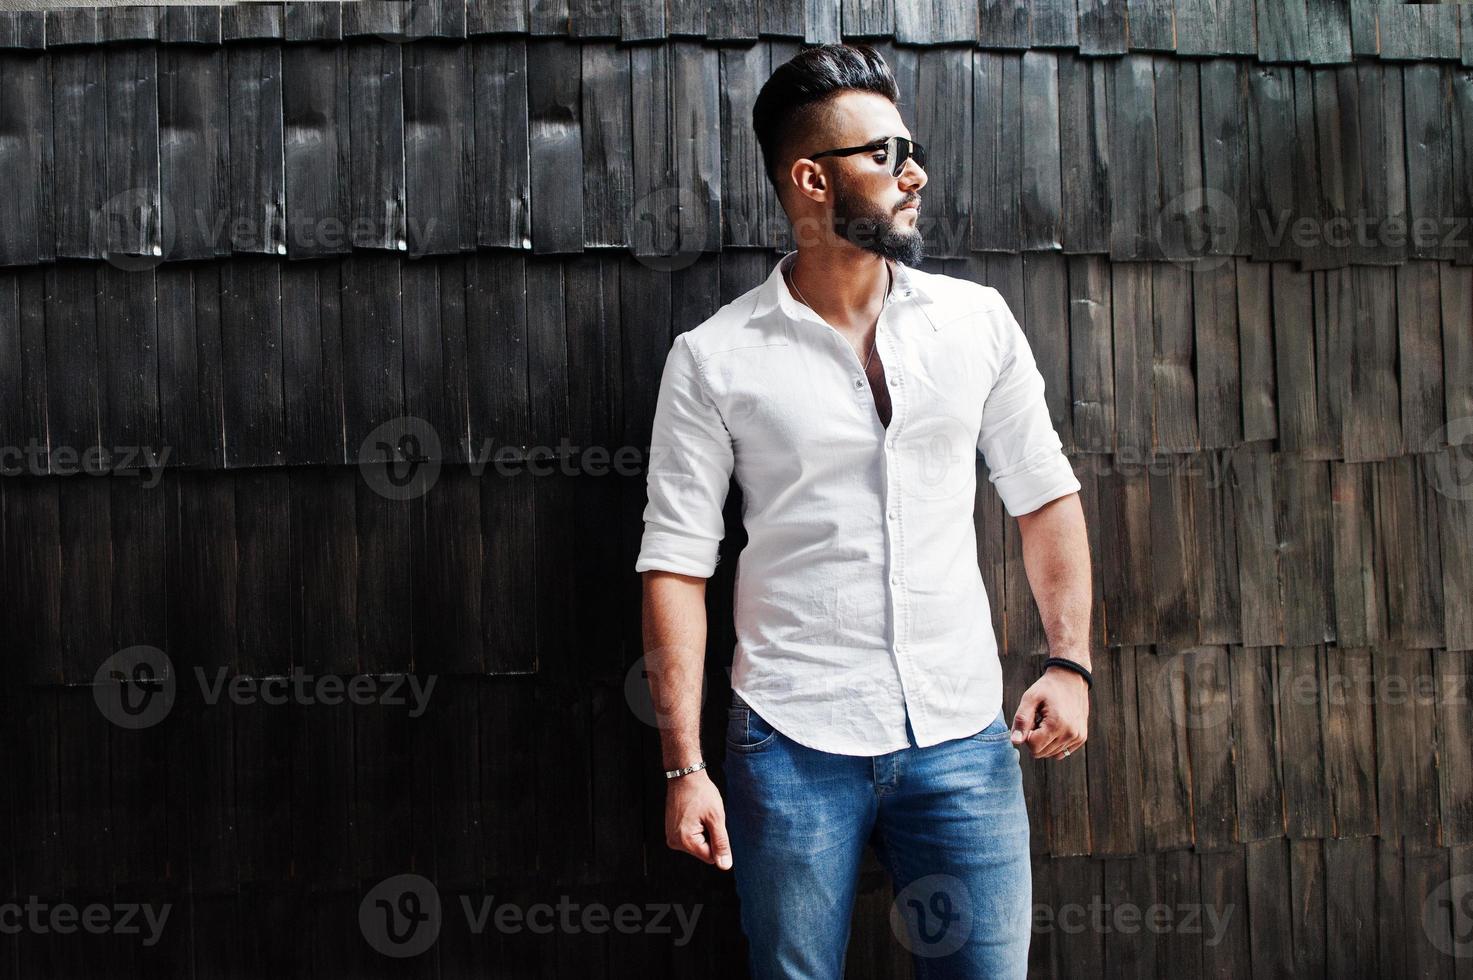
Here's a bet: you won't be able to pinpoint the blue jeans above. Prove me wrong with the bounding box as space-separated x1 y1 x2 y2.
723 690 1031 979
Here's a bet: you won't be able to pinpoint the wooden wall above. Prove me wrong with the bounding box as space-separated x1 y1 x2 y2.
0 0 1471 976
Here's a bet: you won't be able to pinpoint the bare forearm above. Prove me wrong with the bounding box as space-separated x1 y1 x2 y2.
641 570 710 769
1015 493 1092 668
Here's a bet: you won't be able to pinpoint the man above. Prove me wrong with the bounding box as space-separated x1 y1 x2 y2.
635 43 1092 979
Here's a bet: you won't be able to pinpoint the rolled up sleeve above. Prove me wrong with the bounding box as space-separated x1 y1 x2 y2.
634 333 735 577
976 291 1081 517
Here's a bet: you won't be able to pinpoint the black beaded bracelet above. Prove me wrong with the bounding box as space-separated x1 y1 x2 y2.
1042 656 1094 690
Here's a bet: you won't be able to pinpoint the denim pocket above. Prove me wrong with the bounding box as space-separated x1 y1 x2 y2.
970 710 1013 742
726 692 780 753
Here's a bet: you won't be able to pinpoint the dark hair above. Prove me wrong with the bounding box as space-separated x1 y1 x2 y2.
752 43 900 201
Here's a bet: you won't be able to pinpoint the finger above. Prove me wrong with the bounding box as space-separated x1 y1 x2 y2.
1043 732 1084 760
1029 722 1071 759
681 823 715 863
1011 693 1041 746
706 813 733 870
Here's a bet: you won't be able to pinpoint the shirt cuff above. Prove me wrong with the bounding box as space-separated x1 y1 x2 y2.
634 525 721 578
991 452 1082 517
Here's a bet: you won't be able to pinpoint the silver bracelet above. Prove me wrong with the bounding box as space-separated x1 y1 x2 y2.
664 761 708 780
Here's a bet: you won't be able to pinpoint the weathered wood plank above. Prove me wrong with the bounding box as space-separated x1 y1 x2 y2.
581 42 633 249
339 253 405 464
1276 645 1331 837
159 48 229 262
1193 260 1242 450
1076 0 1125 55
1374 647 1440 845
0 52 52 266
156 265 226 468
219 258 285 467
280 260 347 465
1246 64 1298 263
1323 652 1378 836
346 44 406 251
1057 53 1109 254
1106 55 1160 260
1132 648 1195 850
720 43 766 248
404 43 475 256
1231 645 1284 842
1272 262 1326 455
1398 261 1445 454
289 468 358 675
226 45 284 255
1097 466 1155 647
1324 836 1378 977
1235 259 1275 444
916 46 972 259
1232 448 1284 647
1276 455 1333 646
234 469 292 678
1434 651 1473 843
1245 839 1296 978
474 40 530 249
1375 455 1445 650
971 50 1022 252
1176 0 1254 56
671 41 721 257
59 480 113 683
1019 51 1062 252
1153 264 1198 452
1198 59 1251 263
1329 462 1384 648
281 45 350 259
1110 262 1151 455
1150 464 1201 648
1198 847 1252 976
1256 0 1309 63
1068 255 1114 452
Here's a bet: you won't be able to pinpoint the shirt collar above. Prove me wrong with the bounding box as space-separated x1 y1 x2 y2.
749 250 938 330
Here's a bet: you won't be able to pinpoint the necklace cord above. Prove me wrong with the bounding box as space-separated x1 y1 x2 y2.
786 262 890 373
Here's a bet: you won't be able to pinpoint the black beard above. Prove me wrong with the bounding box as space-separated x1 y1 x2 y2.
830 174 925 267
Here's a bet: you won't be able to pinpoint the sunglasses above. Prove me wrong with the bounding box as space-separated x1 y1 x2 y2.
808 135 926 178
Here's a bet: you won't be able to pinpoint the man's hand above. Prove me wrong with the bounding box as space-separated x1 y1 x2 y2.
665 769 733 870
1011 665 1090 760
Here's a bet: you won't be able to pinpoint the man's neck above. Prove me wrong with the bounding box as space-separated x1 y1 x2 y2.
786 250 892 330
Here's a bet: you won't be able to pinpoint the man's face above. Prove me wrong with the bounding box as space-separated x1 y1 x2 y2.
812 92 928 266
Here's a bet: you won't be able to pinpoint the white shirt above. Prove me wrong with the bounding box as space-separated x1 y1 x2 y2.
635 250 1080 756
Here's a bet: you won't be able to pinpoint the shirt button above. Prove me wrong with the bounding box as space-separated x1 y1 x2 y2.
891 573 901 585
853 377 864 389
888 510 898 520
891 375 903 386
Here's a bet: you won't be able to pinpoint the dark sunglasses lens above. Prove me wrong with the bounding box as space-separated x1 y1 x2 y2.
891 138 923 176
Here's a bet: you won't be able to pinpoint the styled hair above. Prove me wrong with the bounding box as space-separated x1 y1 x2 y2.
751 43 900 201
